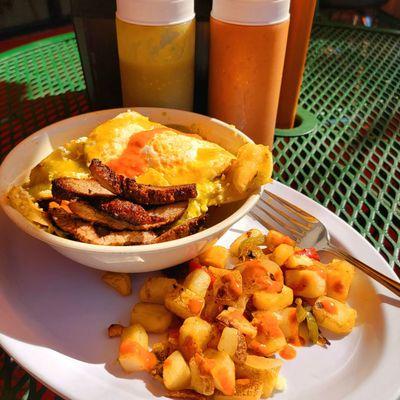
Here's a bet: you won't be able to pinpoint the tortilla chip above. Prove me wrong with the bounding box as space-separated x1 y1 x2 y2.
7 185 52 228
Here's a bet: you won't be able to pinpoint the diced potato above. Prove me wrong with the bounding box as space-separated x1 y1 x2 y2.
274 375 287 392
202 291 224 322
139 276 177 304
118 326 156 373
326 259 355 302
118 343 157 373
122 323 148 348
249 312 287 356
208 266 232 278
217 327 239 358
313 296 357 334
204 349 236 396
273 307 299 344
264 230 295 251
189 356 215 396
184 269 211 298
270 244 295 266
239 258 283 294
236 355 282 398
108 324 124 338
131 303 173 333
231 294 250 312
179 317 212 360
229 143 272 194
216 326 247 365
230 229 264 257
163 351 191 391
214 379 264 400
285 268 326 298
253 285 293 312
198 246 229 269
152 341 172 362
217 308 257 339
213 270 243 306
285 254 314 269
102 272 131 296
204 323 222 350
165 284 205 319
248 336 287 358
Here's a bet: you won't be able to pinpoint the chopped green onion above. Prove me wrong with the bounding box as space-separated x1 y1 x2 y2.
306 313 319 344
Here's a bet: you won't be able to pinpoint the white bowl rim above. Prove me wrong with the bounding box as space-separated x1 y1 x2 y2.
0 107 261 253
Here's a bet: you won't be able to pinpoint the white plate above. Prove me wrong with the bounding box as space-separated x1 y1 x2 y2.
0 181 399 400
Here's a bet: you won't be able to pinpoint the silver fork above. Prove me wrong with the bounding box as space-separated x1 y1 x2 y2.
250 189 400 297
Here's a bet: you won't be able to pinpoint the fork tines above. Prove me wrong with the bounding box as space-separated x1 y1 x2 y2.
250 190 318 241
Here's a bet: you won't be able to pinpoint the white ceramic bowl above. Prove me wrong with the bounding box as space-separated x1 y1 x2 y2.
0 108 261 272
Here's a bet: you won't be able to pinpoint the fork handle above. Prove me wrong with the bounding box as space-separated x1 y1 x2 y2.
326 245 400 297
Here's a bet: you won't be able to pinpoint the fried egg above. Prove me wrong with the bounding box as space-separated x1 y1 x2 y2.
84 111 238 218
24 111 273 220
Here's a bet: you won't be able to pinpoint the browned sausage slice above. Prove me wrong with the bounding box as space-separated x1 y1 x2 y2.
89 159 197 205
152 214 207 243
52 178 115 200
48 203 156 245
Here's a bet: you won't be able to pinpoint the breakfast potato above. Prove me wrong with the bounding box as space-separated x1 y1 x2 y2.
284 254 314 269
236 355 282 398
198 245 229 269
313 296 357 334
217 308 257 339
229 143 273 194
231 294 250 312
285 268 327 298
239 258 284 294
121 323 148 348
189 356 215 396
184 269 211 298
217 327 239 358
214 379 264 400
253 285 293 312
264 230 295 251
163 351 191 391
165 284 205 319
118 324 156 373
131 303 173 333
230 229 264 257
326 259 355 302
218 327 247 364
204 349 236 396
202 291 224 322
270 244 295 266
108 324 124 338
207 323 224 350
102 272 132 296
213 270 243 306
139 276 177 304
179 317 212 360
273 307 299 344
208 266 232 278
250 311 287 356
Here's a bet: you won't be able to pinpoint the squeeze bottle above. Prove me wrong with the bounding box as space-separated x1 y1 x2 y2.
208 0 290 148
116 0 195 110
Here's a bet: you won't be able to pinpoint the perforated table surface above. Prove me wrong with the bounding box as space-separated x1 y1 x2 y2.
0 24 399 399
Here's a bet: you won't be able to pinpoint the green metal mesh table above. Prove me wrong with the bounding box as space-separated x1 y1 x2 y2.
0 24 399 399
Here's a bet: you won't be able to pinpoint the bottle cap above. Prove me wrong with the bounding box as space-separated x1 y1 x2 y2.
116 0 195 26
211 0 290 26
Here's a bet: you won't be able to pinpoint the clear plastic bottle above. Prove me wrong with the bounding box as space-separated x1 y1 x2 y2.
208 0 290 148
116 0 195 110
